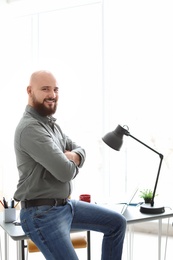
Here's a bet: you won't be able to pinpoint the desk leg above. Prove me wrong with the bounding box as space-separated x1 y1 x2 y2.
158 219 162 260
126 225 134 260
4 231 9 260
16 240 25 260
0 235 2 260
16 241 21 260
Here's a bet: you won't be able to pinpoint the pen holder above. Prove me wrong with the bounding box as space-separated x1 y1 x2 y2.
3 208 16 223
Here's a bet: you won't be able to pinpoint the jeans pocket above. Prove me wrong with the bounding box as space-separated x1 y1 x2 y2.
20 217 30 236
34 205 54 218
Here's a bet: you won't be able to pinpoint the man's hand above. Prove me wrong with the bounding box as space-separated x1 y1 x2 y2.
64 150 81 166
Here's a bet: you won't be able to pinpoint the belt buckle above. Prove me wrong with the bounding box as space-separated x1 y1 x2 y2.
54 199 58 206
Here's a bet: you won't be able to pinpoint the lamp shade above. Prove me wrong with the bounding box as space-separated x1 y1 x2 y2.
102 125 129 151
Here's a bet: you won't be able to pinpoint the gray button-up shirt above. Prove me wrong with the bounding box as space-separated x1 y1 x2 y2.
14 105 86 201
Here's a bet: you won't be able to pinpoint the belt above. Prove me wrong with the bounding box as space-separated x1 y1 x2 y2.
21 198 67 209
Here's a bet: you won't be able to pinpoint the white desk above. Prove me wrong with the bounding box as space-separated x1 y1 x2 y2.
0 207 173 260
123 205 173 260
0 212 91 260
0 212 26 260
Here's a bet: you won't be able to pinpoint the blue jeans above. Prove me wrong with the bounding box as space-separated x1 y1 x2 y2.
20 200 126 260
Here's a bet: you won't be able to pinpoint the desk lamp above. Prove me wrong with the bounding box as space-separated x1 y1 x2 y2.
102 124 165 214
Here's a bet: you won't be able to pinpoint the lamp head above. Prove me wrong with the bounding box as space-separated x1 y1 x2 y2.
102 125 130 151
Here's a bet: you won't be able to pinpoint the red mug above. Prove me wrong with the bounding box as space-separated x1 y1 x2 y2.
79 194 91 203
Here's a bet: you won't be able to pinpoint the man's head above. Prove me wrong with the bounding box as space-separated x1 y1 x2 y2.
27 70 59 116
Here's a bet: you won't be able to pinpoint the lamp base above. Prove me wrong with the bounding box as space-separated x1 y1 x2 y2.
140 203 165 214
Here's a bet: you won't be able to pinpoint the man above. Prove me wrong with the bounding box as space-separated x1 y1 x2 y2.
14 70 126 260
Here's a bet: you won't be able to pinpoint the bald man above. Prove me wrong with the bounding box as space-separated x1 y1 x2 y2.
14 70 126 260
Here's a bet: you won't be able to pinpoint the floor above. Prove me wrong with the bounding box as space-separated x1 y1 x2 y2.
24 231 173 260
1 228 173 259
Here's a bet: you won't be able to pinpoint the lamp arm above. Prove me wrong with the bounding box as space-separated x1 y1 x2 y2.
128 133 164 207
128 134 161 156
150 155 163 206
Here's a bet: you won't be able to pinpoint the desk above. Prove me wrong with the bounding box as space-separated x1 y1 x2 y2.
0 207 173 260
0 212 27 260
122 205 173 260
0 212 91 260
102 203 173 260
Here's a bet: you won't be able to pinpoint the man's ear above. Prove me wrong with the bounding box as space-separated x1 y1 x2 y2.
27 85 32 95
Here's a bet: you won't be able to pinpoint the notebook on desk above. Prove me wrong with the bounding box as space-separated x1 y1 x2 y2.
105 188 139 215
120 188 139 215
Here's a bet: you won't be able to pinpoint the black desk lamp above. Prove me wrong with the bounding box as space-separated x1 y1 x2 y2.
102 124 165 214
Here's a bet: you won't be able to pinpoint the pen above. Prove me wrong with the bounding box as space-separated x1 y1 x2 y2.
3 197 8 208
11 200 14 208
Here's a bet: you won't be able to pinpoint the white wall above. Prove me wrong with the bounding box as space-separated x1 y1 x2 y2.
0 0 104 202
0 0 173 206
103 0 173 204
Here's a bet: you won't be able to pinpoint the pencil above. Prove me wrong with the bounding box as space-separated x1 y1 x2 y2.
0 200 4 208
14 201 20 208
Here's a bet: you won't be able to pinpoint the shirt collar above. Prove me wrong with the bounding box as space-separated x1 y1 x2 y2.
25 105 57 124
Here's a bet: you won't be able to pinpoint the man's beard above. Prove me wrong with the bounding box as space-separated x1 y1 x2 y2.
32 97 57 117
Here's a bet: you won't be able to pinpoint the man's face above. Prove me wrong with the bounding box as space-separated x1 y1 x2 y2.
28 72 59 116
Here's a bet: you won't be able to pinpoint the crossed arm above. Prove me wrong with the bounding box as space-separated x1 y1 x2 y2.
64 150 81 166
